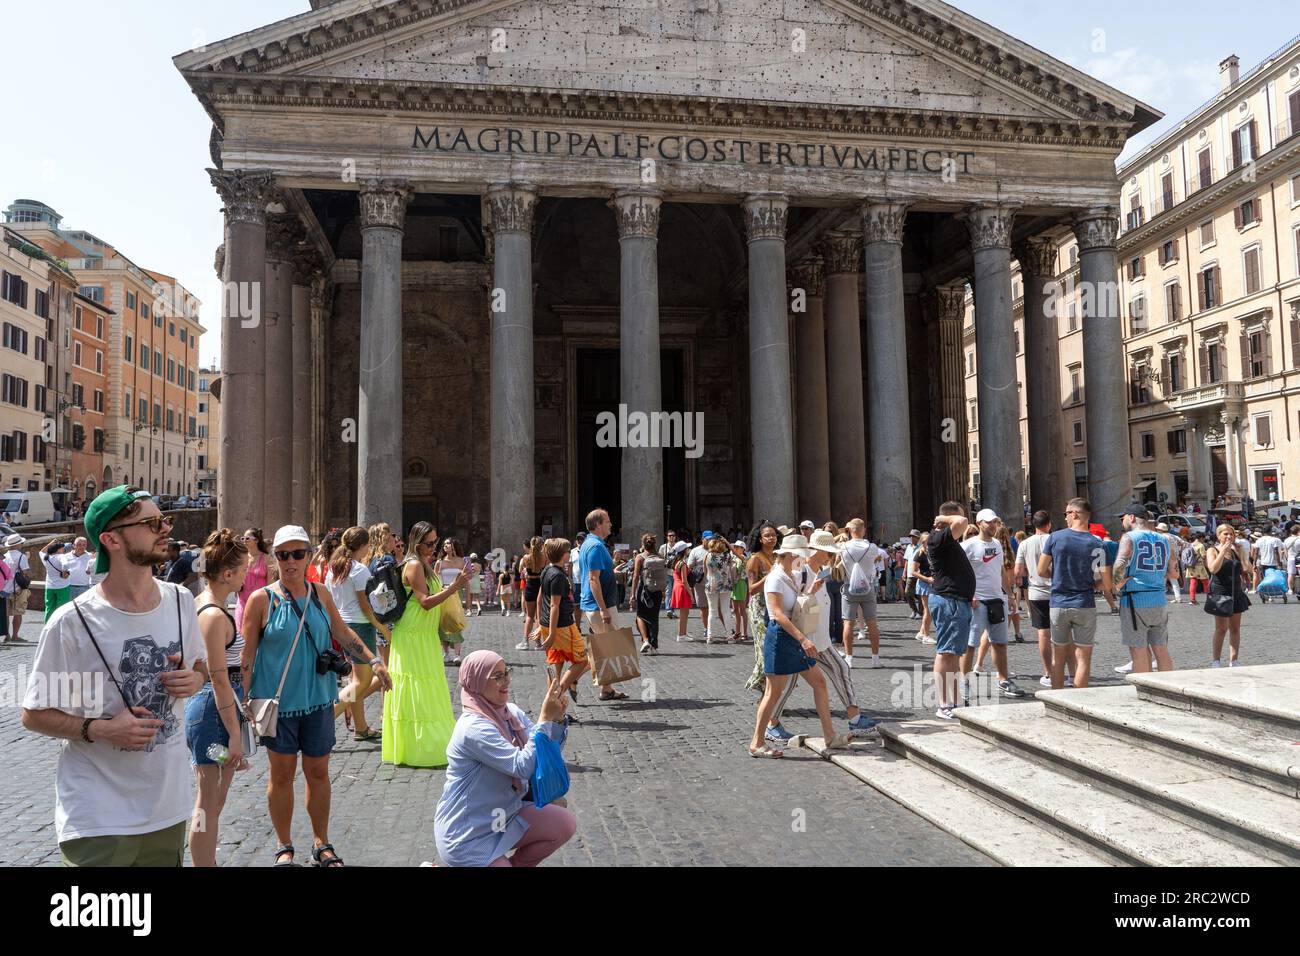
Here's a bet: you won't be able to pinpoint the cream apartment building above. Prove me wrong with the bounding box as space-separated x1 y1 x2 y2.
966 37 1300 520
0 230 54 491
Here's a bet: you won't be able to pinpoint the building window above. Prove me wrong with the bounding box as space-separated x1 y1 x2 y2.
1128 256 1145 280
127 292 136 310
197 454 207 469
1072 420 1084 445
1292 173 1300 206
34 336 44 362
2 271 30 307
1198 265 1221 310
95 350 103 373
1235 196 1260 230
1231 120 1258 170
1254 413 1273 447
167 409 175 432
1130 362 1152 404
1204 341 1224 383
153 349 162 376
1196 147 1213 191
74 342 82 367
1073 460 1088 497
1139 432 1155 460
1243 246 1262 296
1066 301 1077 332
1 374 29 407
1158 239 1179 266
1200 218 1216 248
93 389 103 413
1164 351 1184 394
139 343 148 368
199 378 208 392
1069 246 1078 266
2 322 29 354
198 425 207 438
34 384 46 414
72 383 84 408
168 322 175 337
1244 328 1269 379
34 288 48 318
142 303 149 320
167 358 175 383
198 401 206 413
968 401 978 431
971 442 978 461
1165 282 1182 323
188 416 196 437
188 369 196 392
138 397 147 421
75 306 82 330
1067 365 1083 405
95 315 103 339
93 428 104 453
1167 429 1187 455
1129 295 1148 335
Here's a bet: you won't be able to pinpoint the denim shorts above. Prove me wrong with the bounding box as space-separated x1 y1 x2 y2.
185 679 245 766
929 593 973 657
347 622 377 664
968 599 1009 647
260 702 336 757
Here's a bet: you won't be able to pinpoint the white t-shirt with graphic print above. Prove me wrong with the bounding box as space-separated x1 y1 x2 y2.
23 581 205 842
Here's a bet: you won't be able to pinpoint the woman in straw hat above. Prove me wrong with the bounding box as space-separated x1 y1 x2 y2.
747 533 850 758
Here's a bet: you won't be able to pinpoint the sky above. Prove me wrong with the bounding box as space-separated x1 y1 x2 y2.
1 0 1294 368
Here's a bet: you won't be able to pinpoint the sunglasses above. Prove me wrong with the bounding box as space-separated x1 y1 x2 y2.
107 514 174 535
274 548 309 561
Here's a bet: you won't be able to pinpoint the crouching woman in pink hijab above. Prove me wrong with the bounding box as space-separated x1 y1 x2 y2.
434 650 577 866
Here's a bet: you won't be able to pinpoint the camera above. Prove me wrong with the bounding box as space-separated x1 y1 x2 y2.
316 648 352 677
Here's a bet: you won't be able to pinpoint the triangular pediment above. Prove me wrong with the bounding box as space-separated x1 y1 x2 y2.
176 0 1159 131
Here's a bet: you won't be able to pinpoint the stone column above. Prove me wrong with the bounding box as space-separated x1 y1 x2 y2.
862 200 912 540
488 183 539 550
1017 236 1066 519
743 192 795 523
936 285 969 507
262 211 298 531
208 169 275 534
1222 412 1243 496
1181 416 1204 506
790 256 831 519
290 248 319 528
309 276 332 539
1073 207 1127 534
818 231 867 523
357 180 412 529
612 188 663 546
964 203 1024 524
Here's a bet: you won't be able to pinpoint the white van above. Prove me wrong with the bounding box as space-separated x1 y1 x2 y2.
0 491 56 526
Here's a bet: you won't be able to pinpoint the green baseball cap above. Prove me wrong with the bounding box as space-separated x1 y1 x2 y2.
85 485 155 575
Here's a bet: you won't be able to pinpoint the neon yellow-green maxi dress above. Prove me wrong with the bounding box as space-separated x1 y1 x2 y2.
382 564 456 767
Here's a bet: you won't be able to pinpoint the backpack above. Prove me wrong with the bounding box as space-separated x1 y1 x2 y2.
640 554 667 593
686 549 705 587
365 559 408 625
12 555 30 591
1180 545 1196 571
843 542 875 596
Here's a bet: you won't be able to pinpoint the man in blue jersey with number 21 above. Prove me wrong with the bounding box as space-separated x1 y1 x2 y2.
1112 505 1176 675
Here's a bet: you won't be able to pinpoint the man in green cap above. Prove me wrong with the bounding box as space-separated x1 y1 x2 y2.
21 485 209 866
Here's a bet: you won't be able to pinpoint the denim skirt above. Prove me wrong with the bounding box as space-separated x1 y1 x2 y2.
762 620 816 676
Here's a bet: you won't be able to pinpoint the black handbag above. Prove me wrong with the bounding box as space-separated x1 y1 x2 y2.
1203 550 1249 617
985 598 1006 625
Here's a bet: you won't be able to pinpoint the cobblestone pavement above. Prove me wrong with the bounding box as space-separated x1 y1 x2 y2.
3 591 1294 867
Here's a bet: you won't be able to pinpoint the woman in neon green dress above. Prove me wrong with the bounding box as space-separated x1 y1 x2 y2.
382 522 469 768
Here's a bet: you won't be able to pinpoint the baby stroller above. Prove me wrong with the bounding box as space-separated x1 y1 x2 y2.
1257 566 1288 603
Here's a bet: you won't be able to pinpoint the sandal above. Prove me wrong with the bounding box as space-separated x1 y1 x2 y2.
274 844 295 867
599 690 629 701
748 745 784 759
354 728 381 742
310 843 344 868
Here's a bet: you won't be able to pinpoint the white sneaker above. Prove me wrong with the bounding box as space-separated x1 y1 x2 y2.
1114 660 1133 674
1229 660 1241 667
1211 660 1223 668
843 653 854 669
871 655 882 669
514 640 530 650
919 634 936 645
1039 675 1052 687
1064 676 1074 687
639 641 651 653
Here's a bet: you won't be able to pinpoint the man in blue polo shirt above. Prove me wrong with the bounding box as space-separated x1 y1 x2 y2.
1113 505 1175 675
579 508 626 702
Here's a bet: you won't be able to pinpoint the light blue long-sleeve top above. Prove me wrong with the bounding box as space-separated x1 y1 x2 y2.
433 703 567 867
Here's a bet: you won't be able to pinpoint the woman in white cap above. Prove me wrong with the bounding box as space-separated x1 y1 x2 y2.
669 539 695 641
729 539 748 642
240 525 393 867
747 533 849 758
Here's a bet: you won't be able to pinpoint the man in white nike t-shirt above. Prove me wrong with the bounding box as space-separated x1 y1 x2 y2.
959 510 1025 702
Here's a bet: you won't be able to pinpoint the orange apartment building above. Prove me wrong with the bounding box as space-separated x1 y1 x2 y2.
5 200 205 498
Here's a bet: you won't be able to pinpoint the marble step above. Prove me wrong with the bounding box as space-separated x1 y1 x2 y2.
879 720 1281 867
1038 685 1300 799
957 702 1300 864
804 732 1113 867
1128 663 1300 738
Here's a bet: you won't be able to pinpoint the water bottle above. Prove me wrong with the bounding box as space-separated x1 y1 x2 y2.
206 743 230 766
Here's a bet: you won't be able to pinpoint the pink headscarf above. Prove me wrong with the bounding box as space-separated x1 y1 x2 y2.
459 649 528 747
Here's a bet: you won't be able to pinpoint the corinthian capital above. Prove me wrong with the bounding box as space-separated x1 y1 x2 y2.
962 203 1020 251
1073 206 1120 252
937 284 969 323
1015 237 1059 279
208 168 277 226
486 183 539 235
860 199 910 245
358 180 413 231
818 231 862 276
610 189 662 240
788 256 825 298
741 192 788 242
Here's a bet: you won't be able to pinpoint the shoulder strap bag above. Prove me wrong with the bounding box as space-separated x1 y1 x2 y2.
242 584 310 739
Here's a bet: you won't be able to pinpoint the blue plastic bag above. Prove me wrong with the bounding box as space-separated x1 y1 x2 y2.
529 728 570 809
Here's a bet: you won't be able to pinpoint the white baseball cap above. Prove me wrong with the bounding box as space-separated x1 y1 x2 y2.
975 508 1000 523
799 519 815 529
272 525 311 549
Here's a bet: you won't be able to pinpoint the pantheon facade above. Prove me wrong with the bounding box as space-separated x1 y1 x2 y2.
177 0 1158 550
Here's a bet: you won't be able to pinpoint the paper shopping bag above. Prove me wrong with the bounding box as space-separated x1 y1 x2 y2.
588 627 641 685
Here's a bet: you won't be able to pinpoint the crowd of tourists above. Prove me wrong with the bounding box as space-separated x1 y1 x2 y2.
12 481 1281 867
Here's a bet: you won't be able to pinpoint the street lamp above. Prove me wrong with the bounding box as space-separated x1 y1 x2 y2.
133 420 158 494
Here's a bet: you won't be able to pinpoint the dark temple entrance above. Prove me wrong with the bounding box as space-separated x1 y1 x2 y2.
574 346 687 541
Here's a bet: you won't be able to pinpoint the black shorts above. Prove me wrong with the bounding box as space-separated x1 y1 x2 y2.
524 579 541 602
1028 599 1051 630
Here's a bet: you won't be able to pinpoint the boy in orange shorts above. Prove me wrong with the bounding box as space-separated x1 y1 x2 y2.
537 537 588 713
